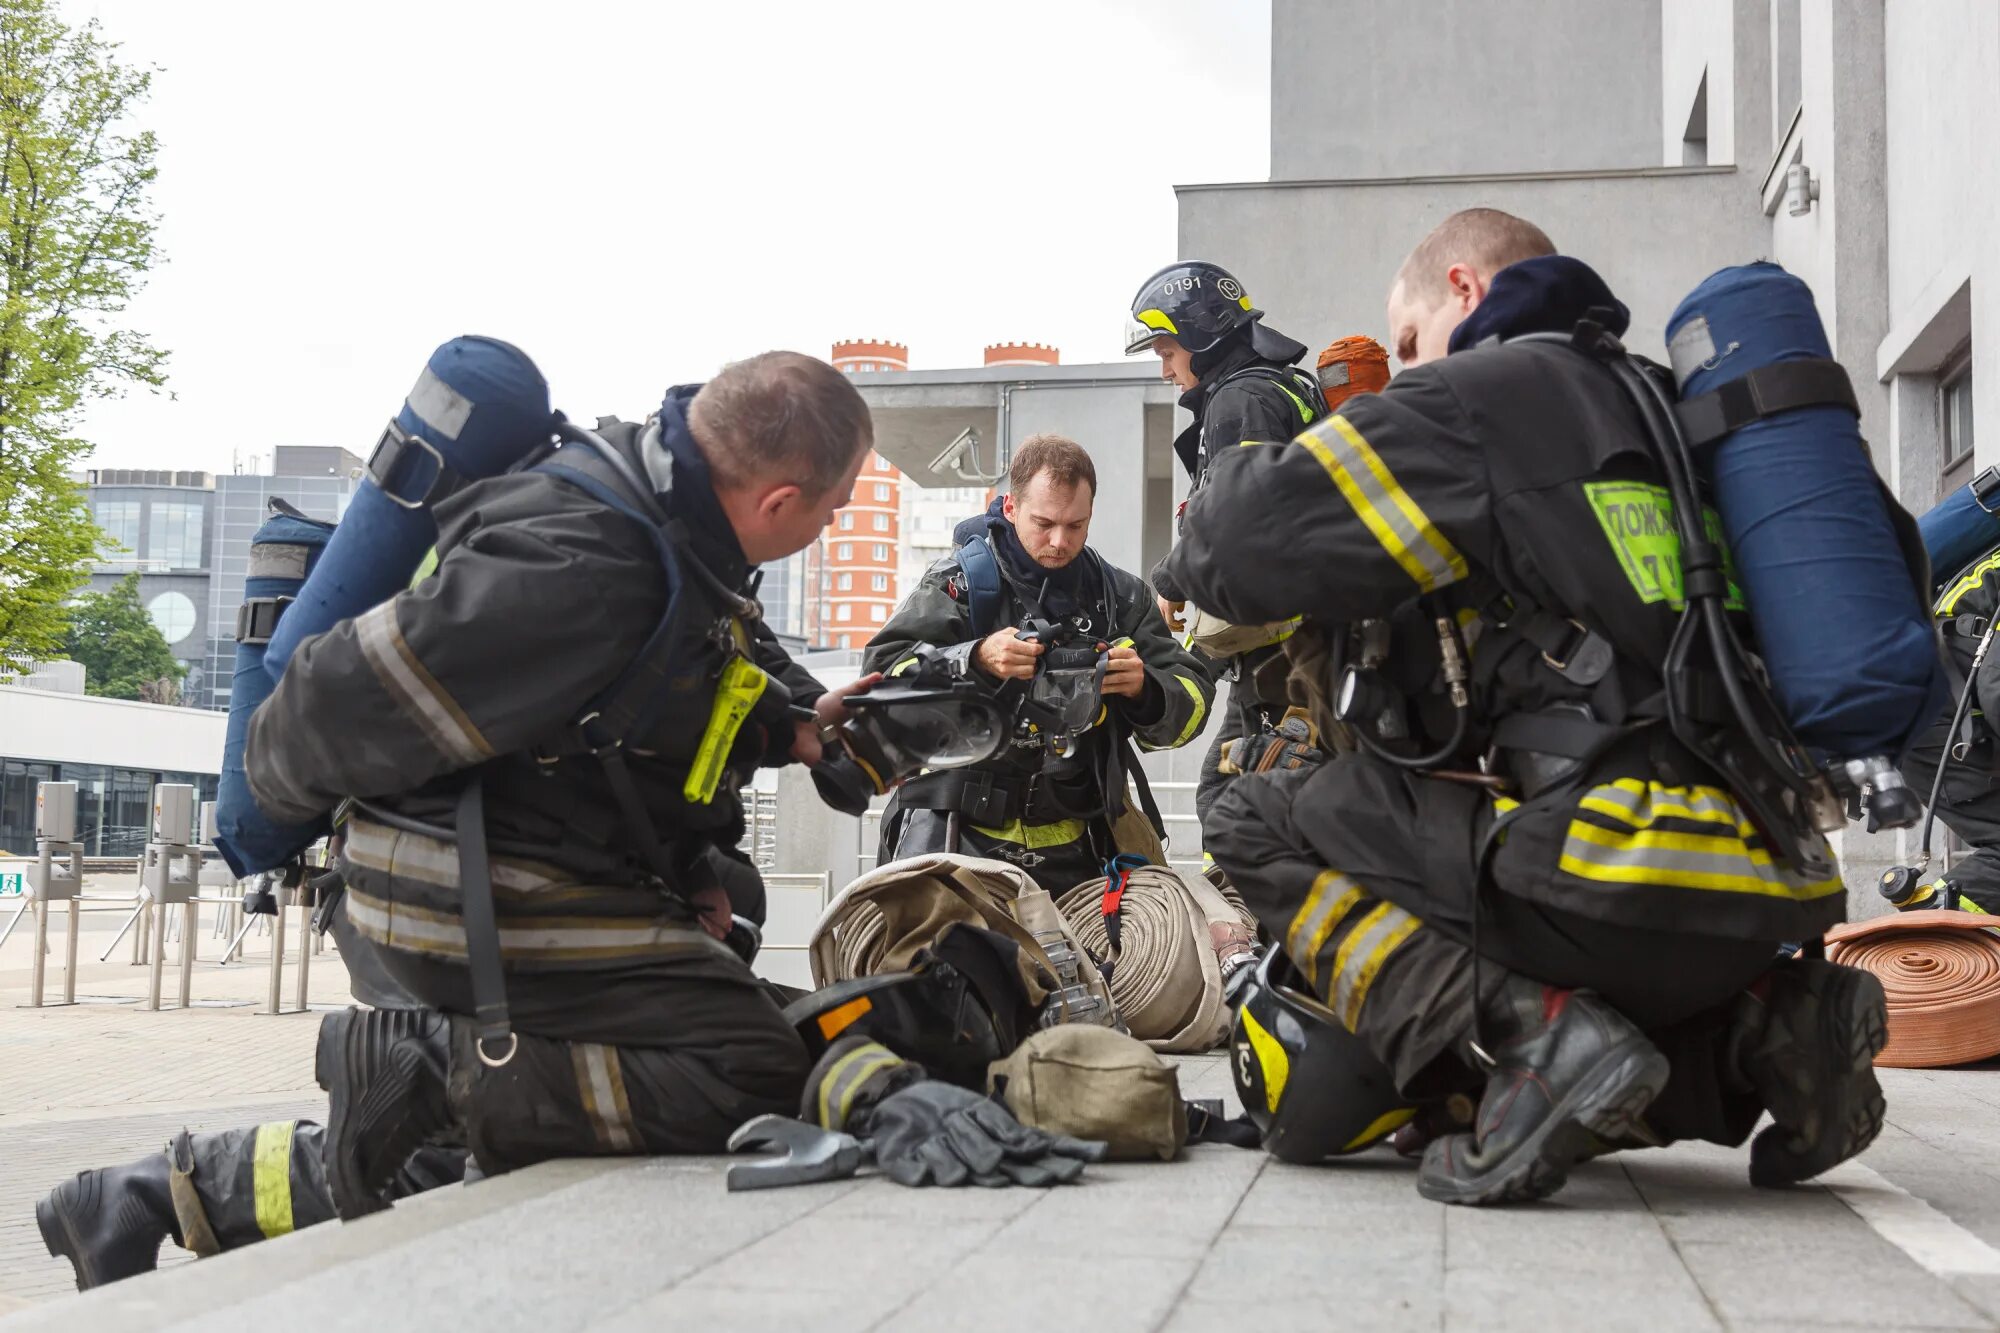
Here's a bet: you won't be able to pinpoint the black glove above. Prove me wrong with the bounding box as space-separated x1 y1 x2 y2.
861 1081 1107 1188
802 1037 1106 1188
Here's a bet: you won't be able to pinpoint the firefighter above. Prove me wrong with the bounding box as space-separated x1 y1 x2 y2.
37 352 880 1288
1126 261 1324 823
865 433 1213 895
1167 208 1889 1206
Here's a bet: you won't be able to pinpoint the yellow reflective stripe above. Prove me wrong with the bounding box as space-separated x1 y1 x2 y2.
1238 1002 1289 1115
252 1122 295 1239
1938 550 2000 614
1558 817 1843 901
1112 637 1135 649
571 1043 639 1152
684 655 769 805
1960 893 1991 916
1578 778 1754 834
1343 1106 1418 1153
818 1042 904 1131
970 817 1088 848
1136 308 1178 335
410 547 440 588
1299 415 1468 593
1143 675 1210 752
887 656 920 677
1272 379 1316 425
1285 869 1365 992
1334 905 1420 1029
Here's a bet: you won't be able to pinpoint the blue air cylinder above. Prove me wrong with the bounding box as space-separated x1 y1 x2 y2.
212 336 552 877
212 506 337 878
1667 262 1944 764
262 335 552 678
1920 480 2000 596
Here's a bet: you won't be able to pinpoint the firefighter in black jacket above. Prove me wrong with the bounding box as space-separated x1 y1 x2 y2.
37 353 880 1289
864 434 1213 895
1126 260 1325 821
1169 209 1888 1206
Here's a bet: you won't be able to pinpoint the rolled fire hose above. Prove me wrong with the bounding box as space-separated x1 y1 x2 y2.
1056 865 1257 1053
1824 910 2000 1068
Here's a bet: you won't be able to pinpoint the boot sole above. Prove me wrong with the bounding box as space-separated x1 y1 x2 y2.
319 1011 448 1220
1418 1039 1671 1207
1751 964 1889 1188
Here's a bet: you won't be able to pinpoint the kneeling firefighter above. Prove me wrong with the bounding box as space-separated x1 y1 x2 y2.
1125 261 1327 823
35 349 883 1289
1169 208 1937 1204
863 433 1214 896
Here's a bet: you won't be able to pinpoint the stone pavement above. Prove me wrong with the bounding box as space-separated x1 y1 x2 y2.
11 906 2000 1329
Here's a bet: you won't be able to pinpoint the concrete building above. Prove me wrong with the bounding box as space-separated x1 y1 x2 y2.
819 339 911 651
83 469 217 701
1176 0 1997 913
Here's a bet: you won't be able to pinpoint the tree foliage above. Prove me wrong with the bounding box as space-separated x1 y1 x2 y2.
62 571 180 699
0 0 164 672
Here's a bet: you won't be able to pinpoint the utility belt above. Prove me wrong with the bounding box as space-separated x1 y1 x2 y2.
899 767 1105 829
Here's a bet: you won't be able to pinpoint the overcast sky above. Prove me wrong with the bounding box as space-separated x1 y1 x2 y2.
64 0 1270 475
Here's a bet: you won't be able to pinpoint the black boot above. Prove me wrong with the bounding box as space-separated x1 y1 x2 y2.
1729 959 1888 1188
316 1007 455 1220
1418 981 1669 1206
37 1153 181 1290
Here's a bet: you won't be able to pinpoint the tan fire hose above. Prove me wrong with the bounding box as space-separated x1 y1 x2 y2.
1055 865 1257 1053
1824 910 2000 1067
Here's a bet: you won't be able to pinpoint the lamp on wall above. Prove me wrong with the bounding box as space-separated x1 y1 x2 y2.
1786 161 1821 217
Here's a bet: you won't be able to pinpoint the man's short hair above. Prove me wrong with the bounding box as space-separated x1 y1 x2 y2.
1009 433 1097 500
1395 208 1557 306
688 351 872 496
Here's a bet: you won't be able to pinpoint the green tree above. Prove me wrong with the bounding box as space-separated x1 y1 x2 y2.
62 571 180 699
0 1 164 675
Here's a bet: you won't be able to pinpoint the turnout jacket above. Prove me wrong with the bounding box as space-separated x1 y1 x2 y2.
863 540 1215 802
1163 289 1846 942
246 388 822 971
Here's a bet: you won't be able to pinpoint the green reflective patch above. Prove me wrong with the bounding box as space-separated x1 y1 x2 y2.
1582 481 1744 611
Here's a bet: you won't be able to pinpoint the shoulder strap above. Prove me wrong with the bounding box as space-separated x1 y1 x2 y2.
1212 362 1322 428
957 534 1006 639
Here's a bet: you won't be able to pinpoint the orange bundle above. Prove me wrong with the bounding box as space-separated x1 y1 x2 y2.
1316 335 1391 411
1824 910 2000 1067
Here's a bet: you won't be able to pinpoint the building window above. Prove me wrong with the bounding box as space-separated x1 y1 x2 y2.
837 573 852 590
146 591 197 646
1941 353 1976 498
94 500 141 554
837 543 852 560
872 574 888 591
839 634 852 648
145 502 205 570
838 512 854 531
872 513 890 532
872 544 889 561
874 483 891 502
871 604 887 622
877 456 893 473
836 605 853 623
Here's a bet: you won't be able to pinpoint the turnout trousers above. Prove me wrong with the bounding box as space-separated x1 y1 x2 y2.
163 927 809 1256
1895 711 2000 911
1206 757 1781 1145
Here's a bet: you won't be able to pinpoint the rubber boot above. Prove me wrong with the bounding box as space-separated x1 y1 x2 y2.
316 1006 455 1221
1728 958 1888 1187
1418 980 1669 1206
36 1152 181 1291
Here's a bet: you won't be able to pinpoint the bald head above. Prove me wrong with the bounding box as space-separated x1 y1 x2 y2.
1387 208 1556 368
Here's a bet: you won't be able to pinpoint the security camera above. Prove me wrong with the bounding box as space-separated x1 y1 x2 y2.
929 427 980 476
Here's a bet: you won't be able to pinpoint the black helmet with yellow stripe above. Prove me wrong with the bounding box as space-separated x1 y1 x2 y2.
1229 949 1415 1163
1125 260 1262 356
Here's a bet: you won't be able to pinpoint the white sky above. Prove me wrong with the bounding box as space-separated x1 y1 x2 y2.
65 0 1271 475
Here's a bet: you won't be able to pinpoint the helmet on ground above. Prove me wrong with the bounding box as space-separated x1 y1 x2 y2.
785 965 1008 1090
1125 261 1262 356
1229 949 1414 1162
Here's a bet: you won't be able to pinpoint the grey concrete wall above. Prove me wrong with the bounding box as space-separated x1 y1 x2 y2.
1271 0 1663 180
1005 382 1158 578
1178 166 1769 365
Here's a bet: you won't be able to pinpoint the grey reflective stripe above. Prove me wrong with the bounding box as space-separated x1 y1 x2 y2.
1330 903 1420 1028
248 543 311 580
404 366 474 441
353 602 492 767
345 819 562 894
343 890 727 964
816 1041 905 1132
1559 826 1827 893
1285 870 1365 992
572 1044 639 1152
1580 783 1742 827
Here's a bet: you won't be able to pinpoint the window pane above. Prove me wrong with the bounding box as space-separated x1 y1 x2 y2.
872 514 889 531
839 512 854 530
145 502 206 569
146 591 198 646
95 500 141 554
873 544 888 561
837 543 852 559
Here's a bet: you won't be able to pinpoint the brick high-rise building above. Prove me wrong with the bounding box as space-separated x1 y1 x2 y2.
821 339 908 650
